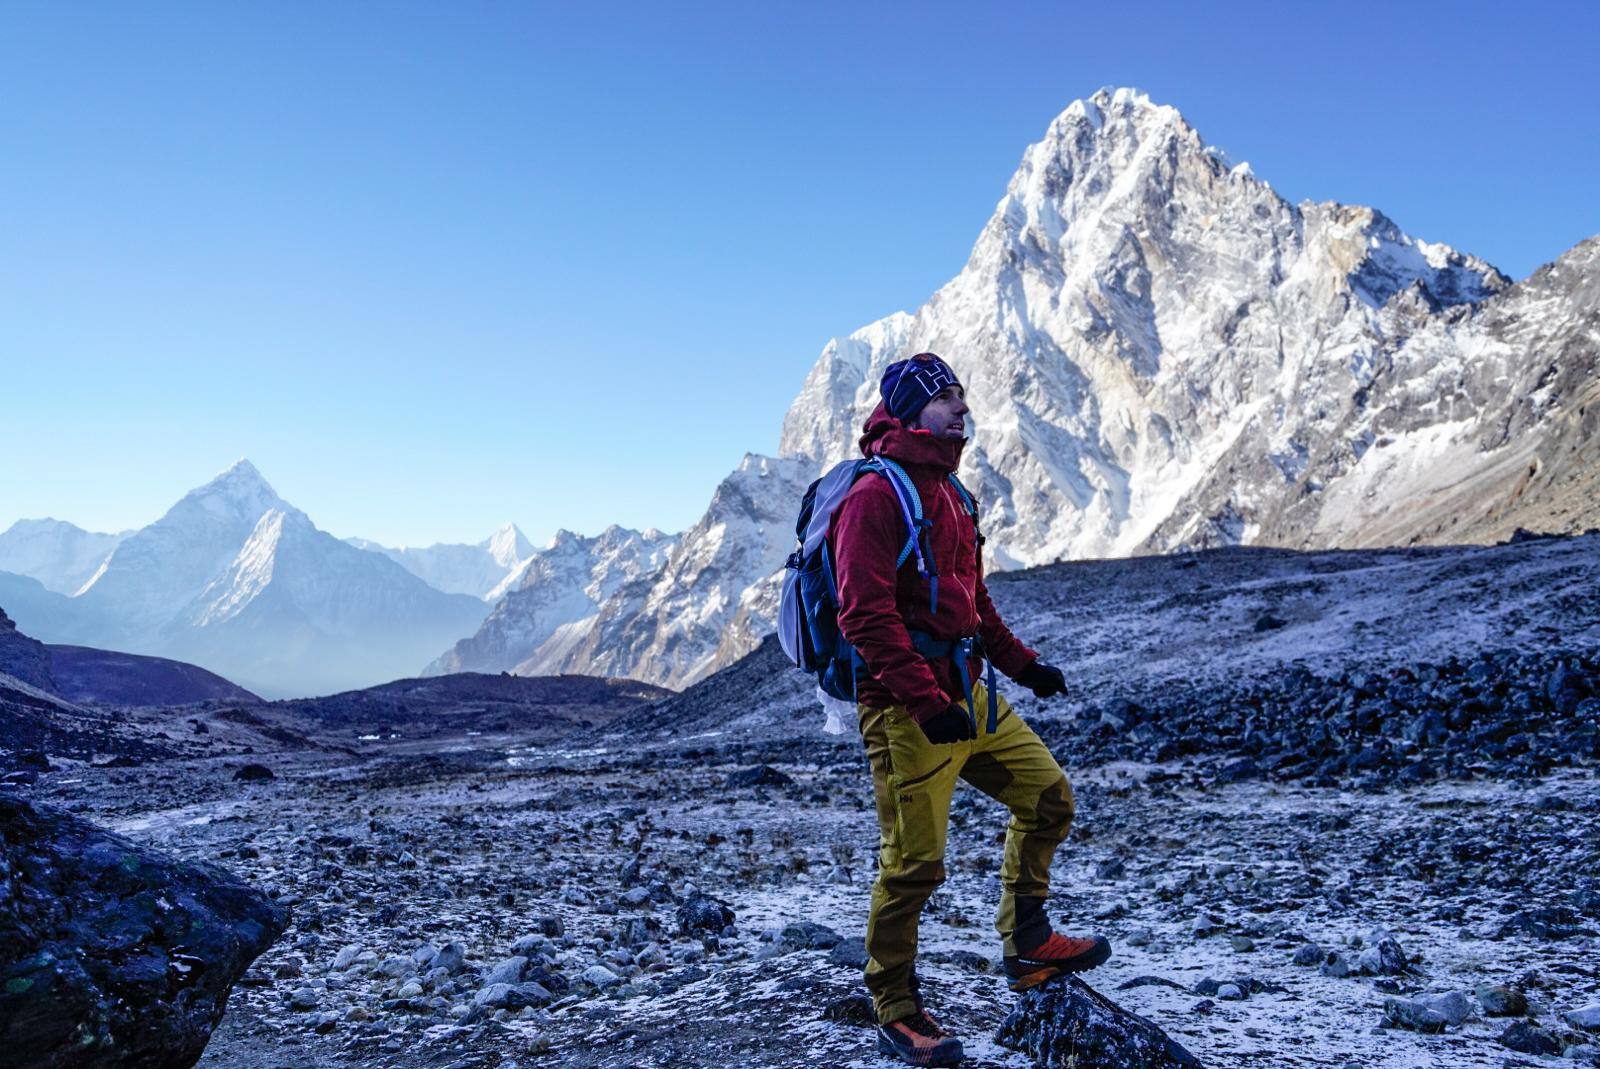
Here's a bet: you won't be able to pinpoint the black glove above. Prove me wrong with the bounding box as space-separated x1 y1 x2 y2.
1018 660 1068 699
918 702 977 744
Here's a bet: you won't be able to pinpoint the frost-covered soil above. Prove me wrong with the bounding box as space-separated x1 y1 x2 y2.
21 536 1600 1068
29 726 1599 1068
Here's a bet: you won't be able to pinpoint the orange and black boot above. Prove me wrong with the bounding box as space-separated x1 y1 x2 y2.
876 1008 964 1067
1003 932 1113 991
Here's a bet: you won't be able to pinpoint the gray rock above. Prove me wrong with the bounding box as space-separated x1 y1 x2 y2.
1499 1020 1561 1055
289 987 320 1012
433 942 468 973
996 975 1204 1068
1356 935 1409 976
827 941 870 969
1229 936 1255 953
1564 1005 1600 1032
581 965 622 991
776 921 842 951
331 944 363 971
531 915 564 938
1476 984 1529 1017
483 956 528 986
1383 998 1447 1033
821 993 875 1026
1320 951 1352 978
1216 983 1245 1001
1420 991 1476 1027
1292 943 1324 966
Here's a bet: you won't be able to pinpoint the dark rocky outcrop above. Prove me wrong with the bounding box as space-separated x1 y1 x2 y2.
0 605 57 693
0 793 289 1066
996 975 1203 1068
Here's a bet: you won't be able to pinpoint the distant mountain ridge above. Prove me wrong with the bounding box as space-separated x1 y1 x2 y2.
2 461 488 698
347 523 536 601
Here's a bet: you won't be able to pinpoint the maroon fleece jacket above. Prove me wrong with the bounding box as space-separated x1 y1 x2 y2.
827 402 1038 722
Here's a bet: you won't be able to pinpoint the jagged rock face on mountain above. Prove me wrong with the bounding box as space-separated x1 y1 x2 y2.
427 524 677 677
780 87 1522 565
0 519 126 596
511 455 814 689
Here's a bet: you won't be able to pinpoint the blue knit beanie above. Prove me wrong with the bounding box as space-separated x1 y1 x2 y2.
880 352 962 423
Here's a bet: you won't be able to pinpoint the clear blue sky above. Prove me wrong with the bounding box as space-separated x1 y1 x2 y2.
3 1 1596 547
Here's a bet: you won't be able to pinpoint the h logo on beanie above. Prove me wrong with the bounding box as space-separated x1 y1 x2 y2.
881 353 962 423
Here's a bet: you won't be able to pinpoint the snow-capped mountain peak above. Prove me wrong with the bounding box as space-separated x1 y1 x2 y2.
445 87 1596 692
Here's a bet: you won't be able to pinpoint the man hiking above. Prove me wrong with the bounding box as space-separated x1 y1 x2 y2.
829 352 1110 1067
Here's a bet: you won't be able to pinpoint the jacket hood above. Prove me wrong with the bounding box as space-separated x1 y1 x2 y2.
858 401 966 474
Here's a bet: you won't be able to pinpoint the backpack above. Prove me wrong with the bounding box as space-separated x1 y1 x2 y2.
777 455 980 704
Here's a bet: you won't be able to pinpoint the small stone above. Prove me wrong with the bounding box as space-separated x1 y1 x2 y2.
397 980 423 998
1292 943 1324 966
581 965 622 991
677 893 735 935
483 956 528 986
827 941 869 969
233 763 274 781
1216 983 1245 1001
288 987 319 1011
1125 929 1154 948
1498 1020 1561 1056
433 942 467 973
1419 991 1475 1027
1383 997 1447 1033
473 983 515 1009
1476 984 1528 1017
1563 1004 1600 1032
821 993 875 1026
1356 934 1409 976
1320 951 1352 978
1229 936 1255 953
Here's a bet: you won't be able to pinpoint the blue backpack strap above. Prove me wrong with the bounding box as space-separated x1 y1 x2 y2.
867 456 935 580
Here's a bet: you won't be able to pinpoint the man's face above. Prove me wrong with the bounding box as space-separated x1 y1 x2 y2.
910 385 969 440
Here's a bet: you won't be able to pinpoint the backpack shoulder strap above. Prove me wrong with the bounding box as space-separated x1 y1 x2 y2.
947 473 984 545
866 456 932 575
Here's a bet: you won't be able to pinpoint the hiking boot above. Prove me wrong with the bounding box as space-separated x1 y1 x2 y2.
876 1008 964 1066
1003 932 1112 991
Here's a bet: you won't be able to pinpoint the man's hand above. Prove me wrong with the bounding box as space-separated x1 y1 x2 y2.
1018 660 1068 699
918 703 977 744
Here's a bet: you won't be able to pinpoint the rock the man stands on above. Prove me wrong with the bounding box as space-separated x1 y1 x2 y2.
829 353 1111 1067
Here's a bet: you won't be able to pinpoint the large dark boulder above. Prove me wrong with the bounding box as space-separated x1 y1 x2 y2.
0 793 289 1066
997 974 1204 1068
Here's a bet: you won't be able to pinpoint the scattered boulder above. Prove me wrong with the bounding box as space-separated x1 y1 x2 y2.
1419 991 1476 1027
0 794 288 1065
1475 984 1528 1017
725 765 793 788
677 893 735 935
821 993 875 1026
1564 1004 1600 1032
1383 998 1447 1033
1498 1020 1561 1056
1355 933 1410 976
996 975 1204 1068
233 763 275 782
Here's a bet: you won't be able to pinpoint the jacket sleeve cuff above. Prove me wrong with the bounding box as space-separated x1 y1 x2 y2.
997 647 1039 680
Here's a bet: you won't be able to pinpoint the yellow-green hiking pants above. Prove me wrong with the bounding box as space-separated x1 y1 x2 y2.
858 680 1074 1025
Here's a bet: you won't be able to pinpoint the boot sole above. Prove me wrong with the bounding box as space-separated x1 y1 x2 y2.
1005 937 1112 991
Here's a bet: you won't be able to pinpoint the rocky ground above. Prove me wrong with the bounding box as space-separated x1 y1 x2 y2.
9 534 1600 1068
